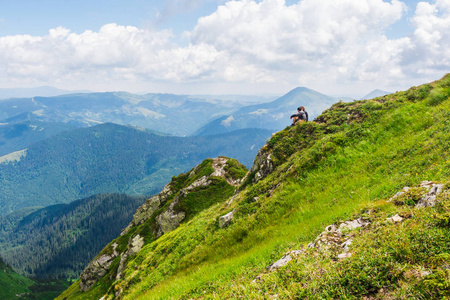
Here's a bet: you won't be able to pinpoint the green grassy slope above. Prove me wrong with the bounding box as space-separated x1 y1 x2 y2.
58 157 248 300
0 256 34 299
0 257 71 300
58 74 450 299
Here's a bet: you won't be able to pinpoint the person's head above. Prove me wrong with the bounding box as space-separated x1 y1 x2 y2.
298 106 305 112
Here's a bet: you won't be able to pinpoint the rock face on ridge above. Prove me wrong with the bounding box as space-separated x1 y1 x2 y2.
250 147 274 183
78 157 247 292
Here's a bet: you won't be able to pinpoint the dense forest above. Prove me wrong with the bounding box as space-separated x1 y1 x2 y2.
0 193 146 278
0 123 271 215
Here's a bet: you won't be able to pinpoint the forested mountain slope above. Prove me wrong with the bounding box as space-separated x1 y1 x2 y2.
0 194 146 279
59 74 450 299
0 120 75 156
0 123 271 215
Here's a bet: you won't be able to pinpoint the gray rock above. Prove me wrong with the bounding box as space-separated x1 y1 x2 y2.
121 182 176 236
388 187 410 202
79 243 119 291
339 217 369 231
250 148 274 183
219 211 234 228
116 234 145 280
155 198 186 237
268 250 303 271
337 252 352 259
416 183 444 208
341 238 353 251
387 214 404 223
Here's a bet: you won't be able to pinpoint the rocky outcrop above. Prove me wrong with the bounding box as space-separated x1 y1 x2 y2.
219 210 234 228
116 234 145 280
267 250 304 272
79 243 119 291
388 181 445 208
416 181 444 208
265 217 370 275
250 148 274 183
212 157 242 186
155 197 186 237
121 183 174 235
80 156 247 293
265 181 448 276
307 217 369 257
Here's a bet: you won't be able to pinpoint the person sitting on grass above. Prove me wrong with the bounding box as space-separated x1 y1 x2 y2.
290 106 308 126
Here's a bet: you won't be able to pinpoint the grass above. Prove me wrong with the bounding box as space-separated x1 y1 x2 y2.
59 74 450 300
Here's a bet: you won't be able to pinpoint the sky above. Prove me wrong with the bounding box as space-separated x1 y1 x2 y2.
0 0 449 97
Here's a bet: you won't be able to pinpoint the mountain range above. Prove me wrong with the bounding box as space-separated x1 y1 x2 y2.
0 122 271 215
0 86 91 100
0 92 249 137
195 87 337 135
361 89 391 99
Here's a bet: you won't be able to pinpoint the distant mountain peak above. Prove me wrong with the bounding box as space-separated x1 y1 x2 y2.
362 89 391 99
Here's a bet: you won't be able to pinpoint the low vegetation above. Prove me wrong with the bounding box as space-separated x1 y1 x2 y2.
58 74 450 299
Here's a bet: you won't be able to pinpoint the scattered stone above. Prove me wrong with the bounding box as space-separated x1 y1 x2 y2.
337 252 352 259
387 214 404 223
341 238 353 251
339 217 369 231
267 250 304 271
219 211 234 228
388 187 410 202
274 218 369 272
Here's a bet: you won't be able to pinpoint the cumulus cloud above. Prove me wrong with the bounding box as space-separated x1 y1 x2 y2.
0 0 449 94
190 0 409 85
404 0 450 75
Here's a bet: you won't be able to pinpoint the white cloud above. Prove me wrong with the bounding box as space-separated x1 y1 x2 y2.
0 0 449 95
404 0 450 75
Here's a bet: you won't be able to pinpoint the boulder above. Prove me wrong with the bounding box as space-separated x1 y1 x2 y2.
219 211 234 228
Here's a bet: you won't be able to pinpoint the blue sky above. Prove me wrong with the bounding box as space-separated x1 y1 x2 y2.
0 0 449 96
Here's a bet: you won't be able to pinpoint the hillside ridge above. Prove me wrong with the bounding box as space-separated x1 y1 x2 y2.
74 157 247 296
58 74 450 299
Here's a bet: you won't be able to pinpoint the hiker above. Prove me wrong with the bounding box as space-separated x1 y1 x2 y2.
290 106 308 126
